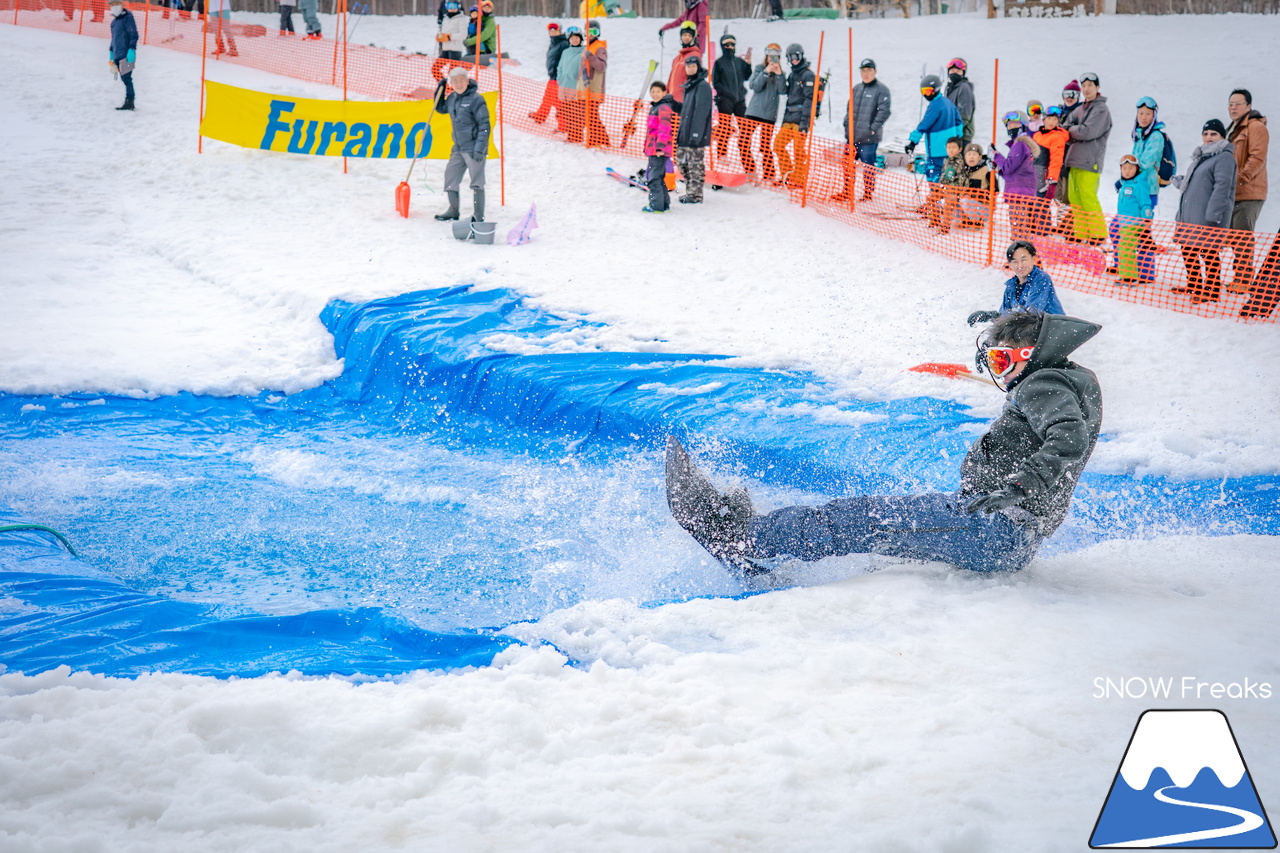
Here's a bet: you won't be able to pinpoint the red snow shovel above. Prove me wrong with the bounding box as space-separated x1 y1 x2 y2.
396 94 441 218
907 362 998 386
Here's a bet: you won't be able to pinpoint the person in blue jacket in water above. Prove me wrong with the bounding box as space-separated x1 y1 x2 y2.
967 240 1064 326
666 310 1103 576
905 74 964 183
107 0 138 111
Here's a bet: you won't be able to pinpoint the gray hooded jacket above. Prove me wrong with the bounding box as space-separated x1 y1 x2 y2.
1174 139 1237 238
745 62 786 123
1062 93 1113 173
959 315 1103 536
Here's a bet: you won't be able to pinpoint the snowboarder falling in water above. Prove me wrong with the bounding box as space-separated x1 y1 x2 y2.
667 309 1102 576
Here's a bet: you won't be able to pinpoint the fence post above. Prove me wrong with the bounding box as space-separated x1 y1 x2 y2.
799 31 824 209
845 27 855 211
985 57 999 267
497 23 505 206
198 8 208 152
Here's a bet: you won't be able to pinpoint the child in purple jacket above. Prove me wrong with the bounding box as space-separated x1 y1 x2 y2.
992 111 1042 238
643 81 677 213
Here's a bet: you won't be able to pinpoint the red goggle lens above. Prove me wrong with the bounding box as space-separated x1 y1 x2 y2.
986 346 1034 377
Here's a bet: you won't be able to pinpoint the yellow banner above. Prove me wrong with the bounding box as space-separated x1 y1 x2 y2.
199 80 498 159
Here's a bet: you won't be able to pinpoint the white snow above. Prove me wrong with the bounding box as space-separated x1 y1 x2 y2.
1 14 1279 853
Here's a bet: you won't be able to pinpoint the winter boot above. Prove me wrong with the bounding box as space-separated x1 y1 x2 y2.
472 188 485 222
434 191 461 221
116 97 135 111
665 437 761 575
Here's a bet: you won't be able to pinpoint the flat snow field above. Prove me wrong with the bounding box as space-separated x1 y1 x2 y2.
1 15 1279 853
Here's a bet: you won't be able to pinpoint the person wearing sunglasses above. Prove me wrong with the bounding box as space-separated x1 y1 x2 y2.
1172 118 1238 304
905 73 963 184
944 57 975 145
1060 71 1113 245
967 240 1064 327
665 309 1103 577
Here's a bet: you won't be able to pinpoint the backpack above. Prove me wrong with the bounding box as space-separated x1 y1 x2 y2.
1158 132 1177 187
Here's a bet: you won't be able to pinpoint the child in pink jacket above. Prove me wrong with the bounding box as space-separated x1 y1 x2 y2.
643 81 677 213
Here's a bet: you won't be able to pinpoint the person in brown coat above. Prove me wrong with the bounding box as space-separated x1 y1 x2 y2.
1225 88 1269 291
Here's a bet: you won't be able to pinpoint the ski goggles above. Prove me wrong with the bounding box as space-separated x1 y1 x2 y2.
1062 90 1079 100
1002 110 1023 125
1027 103 1043 116
1136 95 1158 110
1079 72 1100 85
982 345 1036 378
588 25 600 36
947 57 966 72
1045 105 1064 116
722 39 736 48
1119 153 1140 168
920 85 937 97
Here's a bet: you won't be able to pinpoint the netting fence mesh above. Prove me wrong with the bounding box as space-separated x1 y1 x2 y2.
7 3 1278 322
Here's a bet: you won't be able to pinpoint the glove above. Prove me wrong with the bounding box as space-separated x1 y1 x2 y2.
657 28 664 42
966 483 1028 515
966 310 1000 327
903 141 915 154
126 48 135 63
435 32 449 41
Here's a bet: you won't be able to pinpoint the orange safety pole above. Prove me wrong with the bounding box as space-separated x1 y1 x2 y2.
579 6 587 149
799 31 824 209
198 6 208 152
476 5 483 71
845 27 855 211
77 0 85 34
497 23 505 207
330 1 340 85
342 0 348 174
706 22 715 176
143 0 150 44
214 4 222 60
985 57 999 267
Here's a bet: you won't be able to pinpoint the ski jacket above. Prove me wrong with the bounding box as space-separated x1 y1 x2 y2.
841 78 891 146
555 43 585 98
644 93 677 157
1115 174 1153 220
781 60 817 131
436 78 491 158
945 75 975 142
579 0 606 16
1033 126 1069 184
939 153 966 187
439 11 468 55
1062 94 1112 173
1174 140 1237 239
667 45 701 104
544 32 569 80
745 62 785 123
109 9 138 61
583 38 607 95
464 13 495 53
1130 121 1166 199
964 161 994 191
1227 110 1269 202
993 131 1041 197
658 0 707 55
909 96 963 159
676 68 713 148
959 314 1102 537
712 51 751 116
1000 265 1064 316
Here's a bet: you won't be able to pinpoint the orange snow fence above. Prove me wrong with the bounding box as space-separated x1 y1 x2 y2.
8 4 1276 323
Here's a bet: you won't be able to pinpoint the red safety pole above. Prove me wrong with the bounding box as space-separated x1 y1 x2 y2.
846 27 855 211
198 6 208 152
985 57 999 267
497 23 505 207
579 6 587 149
214 3 223 60
799 31 824 209
77 0 85 34
342 0 348 174
143 0 150 44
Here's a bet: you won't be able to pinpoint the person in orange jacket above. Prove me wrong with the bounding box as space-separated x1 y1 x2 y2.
1033 105 1069 199
582 19 609 147
666 21 701 104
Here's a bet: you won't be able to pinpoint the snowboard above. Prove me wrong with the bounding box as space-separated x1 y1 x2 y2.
707 169 748 188
606 167 646 189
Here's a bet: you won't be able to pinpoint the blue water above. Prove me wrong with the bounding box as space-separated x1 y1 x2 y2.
2 286 1277 678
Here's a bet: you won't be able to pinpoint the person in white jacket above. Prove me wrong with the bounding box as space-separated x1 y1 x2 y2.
436 0 467 61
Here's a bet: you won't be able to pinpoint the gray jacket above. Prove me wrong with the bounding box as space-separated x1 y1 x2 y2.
1061 94 1112 173
959 314 1103 537
1174 140 1237 239
945 76 975 142
436 79 490 158
842 78 891 145
745 63 786 123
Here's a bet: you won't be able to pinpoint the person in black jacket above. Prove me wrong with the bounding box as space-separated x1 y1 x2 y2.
667 310 1103 577
711 33 753 173
834 57 891 202
674 53 713 204
434 66 491 223
107 0 139 111
773 43 816 188
529 22 569 129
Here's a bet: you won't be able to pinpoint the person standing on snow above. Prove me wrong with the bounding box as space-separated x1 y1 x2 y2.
1110 154 1156 286
945 57 975 145
744 43 785 183
1061 71 1112 244
298 0 320 39
1130 96 1167 216
1172 119 1237 304
1034 105 1069 204
642 80 678 214
1059 80 1081 120
991 111 1042 237
905 74 963 184
528 22 569 127
665 21 701 105
435 0 468 61
433 66 491 224
834 57 891 203
555 26 586 144
582 20 610 147
712 34 753 172
1225 89 1269 293
773 43 818 188
659 0 707 56
674 52 713 204
667 308 1102 577
967 241 1065 326
107 0 138 111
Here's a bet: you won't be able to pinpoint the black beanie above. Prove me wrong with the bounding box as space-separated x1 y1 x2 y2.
1202 118 1227 137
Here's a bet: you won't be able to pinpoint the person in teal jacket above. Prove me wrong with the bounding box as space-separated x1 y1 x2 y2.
1110 154 1156 285
555 27 587 143
1131 95 1167 212
905 74 964 182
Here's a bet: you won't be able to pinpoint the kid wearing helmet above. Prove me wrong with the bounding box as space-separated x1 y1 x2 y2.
555 26 587 143
945 57 975 144
773 43 817 188
991 110 1042 237
665 20 701 104
905 74 963 183
744 43 786 182
658 0 708 55
1111 154 1156 285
